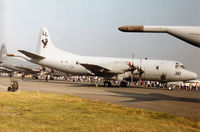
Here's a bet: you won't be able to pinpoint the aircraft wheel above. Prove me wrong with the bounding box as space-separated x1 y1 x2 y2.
120 81 127 87
7 87 11 92
49 77 54 80
33 76 38 80
11 88 16 92
104 81 111 87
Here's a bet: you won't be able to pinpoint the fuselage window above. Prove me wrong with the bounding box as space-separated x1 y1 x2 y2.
156 66 159 70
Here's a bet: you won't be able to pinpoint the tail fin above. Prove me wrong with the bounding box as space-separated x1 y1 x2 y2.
35 26 77 57
36 27 57 56
0 43 7 58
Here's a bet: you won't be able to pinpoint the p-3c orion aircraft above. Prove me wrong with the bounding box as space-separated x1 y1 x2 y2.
17 27 198 87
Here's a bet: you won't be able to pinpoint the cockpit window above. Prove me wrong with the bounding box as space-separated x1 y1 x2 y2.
181 65 185 69
175 63 185 69
175 63 179 69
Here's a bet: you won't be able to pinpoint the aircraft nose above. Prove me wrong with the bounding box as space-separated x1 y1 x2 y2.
188 71 198 80
192 72 198 80
182 70 198 81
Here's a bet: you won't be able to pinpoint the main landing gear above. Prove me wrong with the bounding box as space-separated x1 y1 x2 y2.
120 81 127 87
33 76 39 80
104 81 111 87
104 80 128 87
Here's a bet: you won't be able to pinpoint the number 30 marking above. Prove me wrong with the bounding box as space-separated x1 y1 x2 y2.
175 71 181 76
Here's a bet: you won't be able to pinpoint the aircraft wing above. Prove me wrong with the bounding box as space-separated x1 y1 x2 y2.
79 63 114 76
18 50 45 59
14 66 38 73
0 67 13 73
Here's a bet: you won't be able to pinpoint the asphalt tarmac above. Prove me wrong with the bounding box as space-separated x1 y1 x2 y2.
0 77 199 119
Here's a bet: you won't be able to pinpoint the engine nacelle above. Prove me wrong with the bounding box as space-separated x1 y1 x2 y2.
117 72 133 82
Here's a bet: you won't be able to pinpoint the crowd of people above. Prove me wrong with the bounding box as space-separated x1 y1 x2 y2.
64 76 200 90
0 72 199 90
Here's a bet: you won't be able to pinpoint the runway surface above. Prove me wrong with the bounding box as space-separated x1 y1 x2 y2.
0 77 199 119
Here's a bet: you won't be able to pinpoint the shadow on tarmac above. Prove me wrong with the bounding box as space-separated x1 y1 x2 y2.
106 90 200 103
19 78 169 90
68 83 170 91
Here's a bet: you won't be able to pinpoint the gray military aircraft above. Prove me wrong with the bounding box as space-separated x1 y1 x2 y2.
0 67 12 73
118 25 200 48
16 27 198 87
0 43 42 78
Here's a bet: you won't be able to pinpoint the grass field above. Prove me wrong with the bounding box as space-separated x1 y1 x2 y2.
0 91 199 132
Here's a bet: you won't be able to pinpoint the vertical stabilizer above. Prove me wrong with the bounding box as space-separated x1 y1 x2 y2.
36 27 57 56
0 43 7 58
35 26 77 58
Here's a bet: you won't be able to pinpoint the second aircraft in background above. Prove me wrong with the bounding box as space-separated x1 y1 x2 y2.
0 43 42 79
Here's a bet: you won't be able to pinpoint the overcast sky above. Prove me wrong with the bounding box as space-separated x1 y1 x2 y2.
0 0 200 76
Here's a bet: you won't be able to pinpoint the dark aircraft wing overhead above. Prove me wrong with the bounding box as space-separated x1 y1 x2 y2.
18 50 45 59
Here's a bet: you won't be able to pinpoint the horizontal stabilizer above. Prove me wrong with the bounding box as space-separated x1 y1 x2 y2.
18 50 45 59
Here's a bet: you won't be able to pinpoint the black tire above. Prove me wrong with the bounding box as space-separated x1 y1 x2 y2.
104 81 111 87
7 87 11 92
120 81 127 87
11 88 16 92
14 81 18 90
50 77 54 80
33 76 38 80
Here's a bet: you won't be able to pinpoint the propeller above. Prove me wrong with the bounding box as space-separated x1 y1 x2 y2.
128 54 136 70
130 53 135 82
127 53 137 83
127 53 145 85
138 59 144 85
